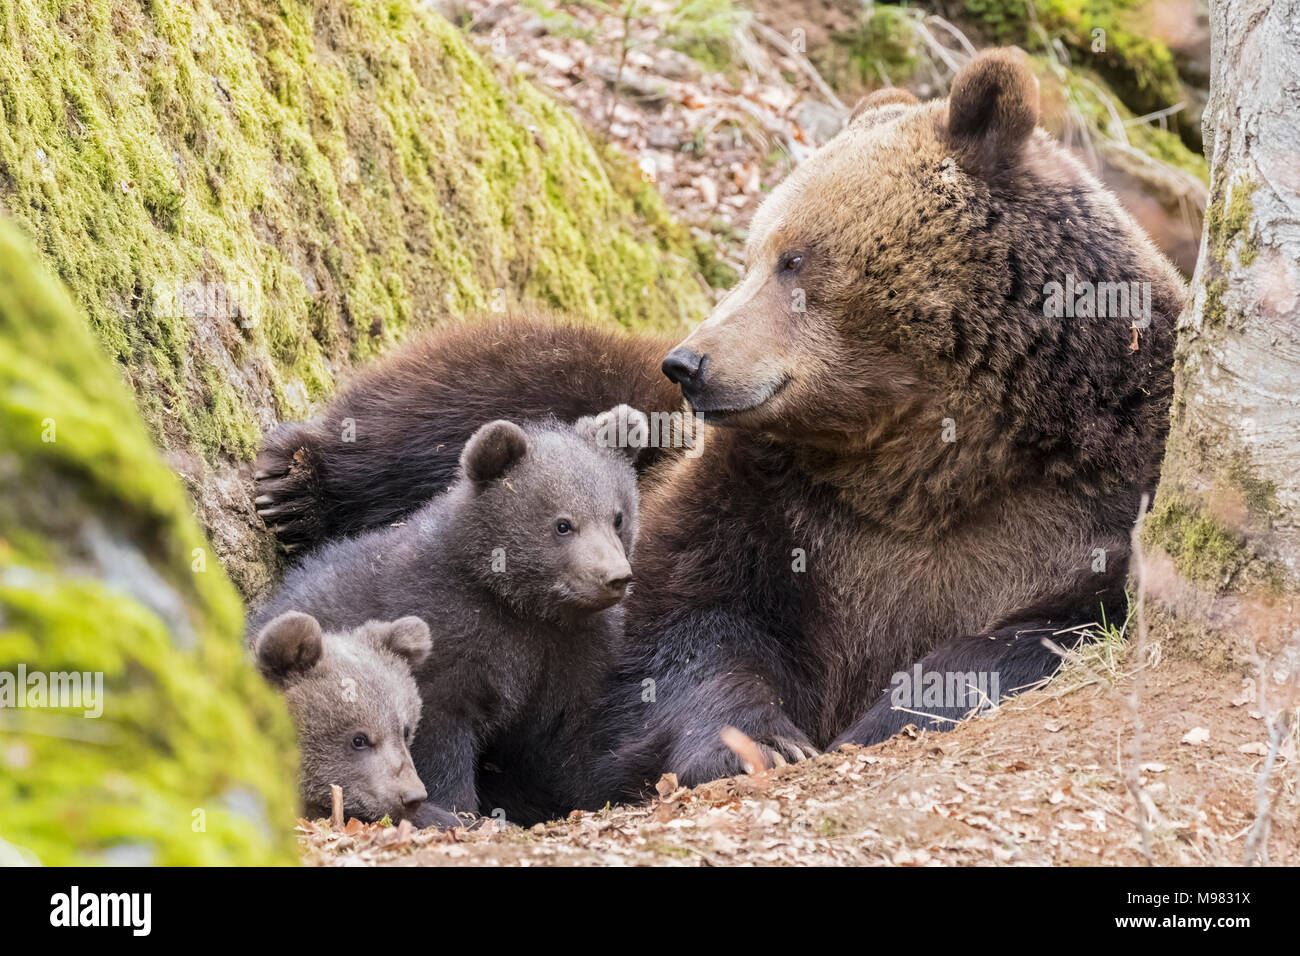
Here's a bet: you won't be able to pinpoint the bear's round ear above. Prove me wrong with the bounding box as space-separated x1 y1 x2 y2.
575 404 649 463
376 616 432 669
849 87 919 124
254 612 323 686
461 420 527 484
943 48 1039 176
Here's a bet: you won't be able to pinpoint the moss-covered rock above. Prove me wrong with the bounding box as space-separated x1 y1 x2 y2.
0 0 708 594
0 220 297 865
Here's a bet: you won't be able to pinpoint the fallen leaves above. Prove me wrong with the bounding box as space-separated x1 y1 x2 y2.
456 0 850 288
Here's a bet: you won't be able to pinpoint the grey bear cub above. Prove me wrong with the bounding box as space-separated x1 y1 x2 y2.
248 405 646 826
250 611 460 827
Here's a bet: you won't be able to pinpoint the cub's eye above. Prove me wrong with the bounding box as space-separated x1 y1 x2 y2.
555 519 572 535
614 512 624 530
351 733 371 751
777 251 805 275
403 727 412 744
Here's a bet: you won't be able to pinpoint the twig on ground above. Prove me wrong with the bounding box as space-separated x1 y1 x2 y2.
1243 641 1299 865
330 784 344 829
1125 494 1155 862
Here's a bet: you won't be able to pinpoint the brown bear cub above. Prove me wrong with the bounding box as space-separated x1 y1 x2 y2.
250 611 458 827
249 406 646 826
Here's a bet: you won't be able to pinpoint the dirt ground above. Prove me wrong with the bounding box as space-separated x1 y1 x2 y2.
300 617 1298 867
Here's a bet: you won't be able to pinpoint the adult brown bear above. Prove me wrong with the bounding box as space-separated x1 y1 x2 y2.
255 51 1185 806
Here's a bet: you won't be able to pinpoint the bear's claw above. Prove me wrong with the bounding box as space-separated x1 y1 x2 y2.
251 421 326 554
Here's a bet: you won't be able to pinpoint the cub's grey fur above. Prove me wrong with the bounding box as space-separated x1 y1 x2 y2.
251 612 452 826
248 406 645 826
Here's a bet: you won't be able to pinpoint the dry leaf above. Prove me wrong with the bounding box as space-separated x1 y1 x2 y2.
655 773 679 798
720 726 769 774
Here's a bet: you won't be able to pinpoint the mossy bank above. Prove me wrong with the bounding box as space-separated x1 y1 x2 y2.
0 221 298 865
0 0 709 596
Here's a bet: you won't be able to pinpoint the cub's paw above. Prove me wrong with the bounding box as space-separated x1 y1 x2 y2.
404 802 463 832
253 421 325 553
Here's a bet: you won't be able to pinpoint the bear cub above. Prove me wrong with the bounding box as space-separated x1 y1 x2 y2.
248 405 646 826
250 611 461 827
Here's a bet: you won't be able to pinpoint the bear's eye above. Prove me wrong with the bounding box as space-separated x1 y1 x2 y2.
614 512 623 530
777 251 805 275
403 727 412 744
351 733 371 751
555 519 572 536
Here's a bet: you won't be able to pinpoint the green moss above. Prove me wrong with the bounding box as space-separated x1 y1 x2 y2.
660 0 749 75
1202 275 1229 328
1145 481 1288 595
0 0 707 471
1057 66 1208 182
1126 120 1209 182
1199 177 1258 326
827 4 923 90
1224 454 1279 520
0 221 297 865
1206 177 1260 268
1145 493 1248 585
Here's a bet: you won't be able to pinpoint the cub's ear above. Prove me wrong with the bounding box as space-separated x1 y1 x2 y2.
943 48 1039 176
575 404 649 462
375 616 432 669
461 420 527 484
254 612 323 686
849 87 919 124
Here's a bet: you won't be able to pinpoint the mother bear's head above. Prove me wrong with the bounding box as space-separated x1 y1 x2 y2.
662 49 1184 480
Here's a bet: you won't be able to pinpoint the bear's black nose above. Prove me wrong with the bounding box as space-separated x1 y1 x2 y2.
662 346 705 386
605 572 632 593
402 786 427 811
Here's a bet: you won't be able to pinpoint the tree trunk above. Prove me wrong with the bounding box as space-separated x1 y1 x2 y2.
1146 0 1300 604
1142 0 1300 865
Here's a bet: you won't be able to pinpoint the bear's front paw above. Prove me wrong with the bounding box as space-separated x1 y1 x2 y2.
671 723 820 785
830 692 923 750
721 726 820 772
404 802 463 831
763 735 822 768
253 422 323 552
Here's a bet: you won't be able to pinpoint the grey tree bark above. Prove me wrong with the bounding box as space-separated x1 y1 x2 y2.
1146 0 1300 599
1142 0 1300 866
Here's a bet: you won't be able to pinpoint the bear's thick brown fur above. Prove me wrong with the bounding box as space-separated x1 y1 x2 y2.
255 50 1186 805
255 319 683 552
